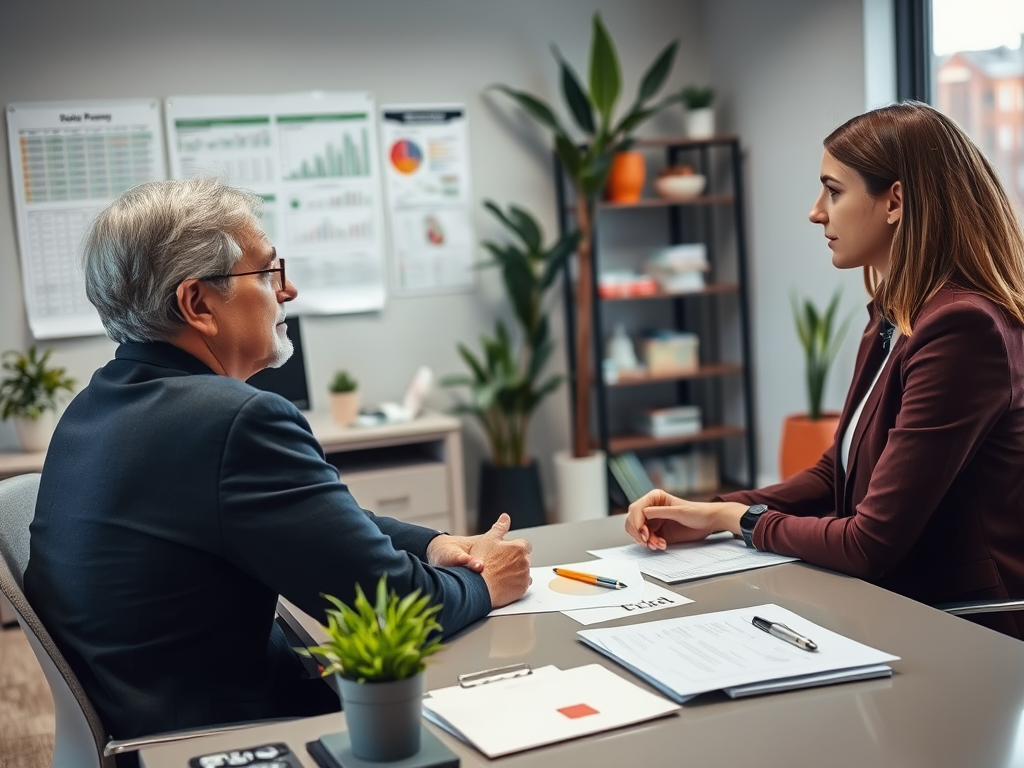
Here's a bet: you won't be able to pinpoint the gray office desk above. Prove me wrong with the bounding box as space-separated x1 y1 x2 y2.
141 515 1024 768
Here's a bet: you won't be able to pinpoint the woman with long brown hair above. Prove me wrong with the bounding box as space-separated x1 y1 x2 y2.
625 101 1024 638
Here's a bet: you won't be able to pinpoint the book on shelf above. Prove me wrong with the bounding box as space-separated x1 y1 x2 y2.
607 452 655 503
642 449 719 495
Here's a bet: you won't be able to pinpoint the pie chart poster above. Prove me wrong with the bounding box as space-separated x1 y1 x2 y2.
380 105 475 296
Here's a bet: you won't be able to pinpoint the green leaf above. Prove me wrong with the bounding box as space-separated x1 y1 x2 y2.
636 41 677 104
489 85 563 134
507 205 542 253
589 13 622 129
553 44 595 135
554 134 584 180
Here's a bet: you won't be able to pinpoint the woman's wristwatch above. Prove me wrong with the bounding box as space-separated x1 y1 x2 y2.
739 504 768 548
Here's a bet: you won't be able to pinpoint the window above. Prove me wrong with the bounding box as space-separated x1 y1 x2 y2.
924 0 1024 209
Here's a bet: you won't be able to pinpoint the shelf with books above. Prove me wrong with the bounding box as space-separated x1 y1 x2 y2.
599 282 740 303
607 425 747 454
606 362 744 387
557 135 757 513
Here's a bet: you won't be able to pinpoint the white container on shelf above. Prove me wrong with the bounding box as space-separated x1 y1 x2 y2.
686 107 715 139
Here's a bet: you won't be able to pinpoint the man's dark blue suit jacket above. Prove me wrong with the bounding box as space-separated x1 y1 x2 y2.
24 342 490 740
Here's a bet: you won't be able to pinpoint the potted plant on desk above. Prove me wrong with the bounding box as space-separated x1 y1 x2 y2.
0 346 75 452
328 370 359 426
441 200 577 531
299 574 444 762
780 288 853 479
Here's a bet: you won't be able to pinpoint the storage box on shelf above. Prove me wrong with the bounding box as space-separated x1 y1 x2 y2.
556 135 757 511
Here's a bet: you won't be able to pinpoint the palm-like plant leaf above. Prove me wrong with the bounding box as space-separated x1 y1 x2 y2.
589 13 622 130
554 44 595 135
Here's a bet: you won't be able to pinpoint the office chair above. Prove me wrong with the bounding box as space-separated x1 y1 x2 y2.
0 473 274 768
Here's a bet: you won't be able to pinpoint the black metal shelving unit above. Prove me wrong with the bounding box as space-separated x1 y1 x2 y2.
556 135 757 510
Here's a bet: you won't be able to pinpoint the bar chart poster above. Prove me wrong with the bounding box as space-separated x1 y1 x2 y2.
6 99 166 339
165 92 386 315
381 104 475 296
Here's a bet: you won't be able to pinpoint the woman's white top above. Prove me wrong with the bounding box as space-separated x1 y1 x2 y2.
840 326 901 473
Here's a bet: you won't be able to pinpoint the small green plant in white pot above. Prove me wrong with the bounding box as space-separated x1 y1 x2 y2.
0 346 75 452
328 370 359 426
300 574 444 762
680 85 716 139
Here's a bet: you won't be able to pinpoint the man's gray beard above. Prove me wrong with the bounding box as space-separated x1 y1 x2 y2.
267 326 294 369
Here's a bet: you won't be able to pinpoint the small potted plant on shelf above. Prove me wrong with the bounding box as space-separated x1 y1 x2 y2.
491 13 683 519
780 288 853 479
328 370 359 426
680 85 716 139
442 200 578 531
0 346 75 452
299 574 444 762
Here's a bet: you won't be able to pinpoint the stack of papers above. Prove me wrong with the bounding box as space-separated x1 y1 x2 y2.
588 533 798 583
422 664 679 757
578 603 899 701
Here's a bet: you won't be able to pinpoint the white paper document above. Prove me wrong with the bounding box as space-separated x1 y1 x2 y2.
165 91 388 316
380 104 476 296
489 559 645 616
7 99 166 339
578 603 899 702
588 533 798 584
422 664 679 757
562 580 694 626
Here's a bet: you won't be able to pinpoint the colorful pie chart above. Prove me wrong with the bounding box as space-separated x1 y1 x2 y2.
390 139 423 174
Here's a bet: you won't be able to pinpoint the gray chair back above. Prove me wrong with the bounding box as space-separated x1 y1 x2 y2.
0 473 112 768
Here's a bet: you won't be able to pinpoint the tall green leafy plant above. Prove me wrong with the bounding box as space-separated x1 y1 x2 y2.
492 12 682 458
298 575 443 684
442 201 578 467
791 289 853 420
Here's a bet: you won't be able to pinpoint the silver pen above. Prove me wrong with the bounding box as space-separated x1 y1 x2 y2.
752 616 818 652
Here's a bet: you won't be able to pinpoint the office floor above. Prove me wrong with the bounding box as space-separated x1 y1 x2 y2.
0 626 55 768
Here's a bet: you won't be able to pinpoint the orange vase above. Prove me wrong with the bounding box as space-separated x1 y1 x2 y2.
779 412 840 480
606 151 646 202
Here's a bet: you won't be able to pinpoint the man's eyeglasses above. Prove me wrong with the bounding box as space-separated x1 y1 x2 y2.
198 258 286 292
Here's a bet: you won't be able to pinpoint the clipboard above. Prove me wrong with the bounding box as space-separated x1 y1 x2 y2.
422 664 679 757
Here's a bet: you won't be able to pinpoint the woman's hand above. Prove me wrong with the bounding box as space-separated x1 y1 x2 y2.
625 489 747 550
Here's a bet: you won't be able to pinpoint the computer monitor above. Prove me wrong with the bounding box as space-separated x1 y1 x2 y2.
246 315 311 410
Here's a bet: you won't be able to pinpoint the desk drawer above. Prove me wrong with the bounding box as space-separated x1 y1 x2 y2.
341 462 449 523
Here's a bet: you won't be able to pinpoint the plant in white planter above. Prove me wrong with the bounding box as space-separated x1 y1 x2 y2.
0 346 75 452
680 85 716 139
328 370 359 426
300 574 444 762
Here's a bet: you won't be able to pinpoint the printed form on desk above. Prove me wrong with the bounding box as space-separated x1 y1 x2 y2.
577 603 899 702
588 532 798 583
422 664 679 758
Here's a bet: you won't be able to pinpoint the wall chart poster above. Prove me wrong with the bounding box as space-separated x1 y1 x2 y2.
380 104 476 296
165 91 386 315
6 99 166 339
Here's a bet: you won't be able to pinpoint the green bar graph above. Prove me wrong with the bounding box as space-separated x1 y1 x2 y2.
284 127 370 180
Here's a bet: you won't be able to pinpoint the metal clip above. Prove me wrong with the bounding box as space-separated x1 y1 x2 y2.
457 662 532 688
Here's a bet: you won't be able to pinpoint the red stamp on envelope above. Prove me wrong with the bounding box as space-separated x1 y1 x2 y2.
557 703 599 719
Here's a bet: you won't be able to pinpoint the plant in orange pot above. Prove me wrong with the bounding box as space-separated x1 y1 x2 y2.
780 289 853 479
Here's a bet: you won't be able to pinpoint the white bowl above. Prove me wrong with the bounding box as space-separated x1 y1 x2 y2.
655 173 707 200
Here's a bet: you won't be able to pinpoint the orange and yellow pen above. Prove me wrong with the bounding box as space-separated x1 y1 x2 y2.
552 567 628 590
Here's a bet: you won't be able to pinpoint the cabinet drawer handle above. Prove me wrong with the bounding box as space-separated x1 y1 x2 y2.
377 495 412 507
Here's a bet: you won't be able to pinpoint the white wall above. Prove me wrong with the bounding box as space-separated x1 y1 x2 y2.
0 0 707 515
704 0 886 486
0 0 891 502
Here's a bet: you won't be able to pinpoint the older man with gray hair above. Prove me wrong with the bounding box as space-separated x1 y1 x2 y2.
25 177 532 754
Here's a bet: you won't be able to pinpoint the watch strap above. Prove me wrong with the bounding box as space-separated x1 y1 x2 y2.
740 504 768 549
